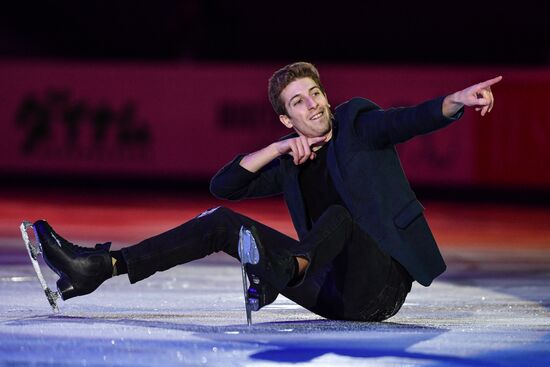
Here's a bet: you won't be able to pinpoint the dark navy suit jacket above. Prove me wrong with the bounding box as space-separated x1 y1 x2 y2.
210 96 462 286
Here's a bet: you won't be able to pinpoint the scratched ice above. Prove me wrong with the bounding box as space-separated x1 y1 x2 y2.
1 249 550 366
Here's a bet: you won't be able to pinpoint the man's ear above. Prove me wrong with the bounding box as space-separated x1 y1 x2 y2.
279 114 293 129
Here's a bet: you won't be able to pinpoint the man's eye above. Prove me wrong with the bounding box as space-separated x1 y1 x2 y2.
313 91 320 96
293 99 302 106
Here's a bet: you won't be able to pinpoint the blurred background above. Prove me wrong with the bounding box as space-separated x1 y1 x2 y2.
2 1 549 64
0 1 549 247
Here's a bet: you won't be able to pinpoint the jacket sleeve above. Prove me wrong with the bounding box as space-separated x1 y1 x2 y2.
209 154 284 200
356 96 464 148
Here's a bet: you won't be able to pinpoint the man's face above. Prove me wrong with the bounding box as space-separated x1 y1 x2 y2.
279 77 332 139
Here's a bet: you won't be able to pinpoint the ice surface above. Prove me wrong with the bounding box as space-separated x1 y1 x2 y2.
1 248 550 366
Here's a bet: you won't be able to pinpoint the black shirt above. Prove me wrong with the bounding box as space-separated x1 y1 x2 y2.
298 142 344 228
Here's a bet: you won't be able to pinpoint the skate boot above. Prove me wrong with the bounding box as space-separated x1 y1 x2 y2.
238 225 295 326
241 270 280 326
30 220 113 302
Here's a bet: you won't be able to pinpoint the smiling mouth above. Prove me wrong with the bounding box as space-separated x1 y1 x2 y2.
310 110 324 120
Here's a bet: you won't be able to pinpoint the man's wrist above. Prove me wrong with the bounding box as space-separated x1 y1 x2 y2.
442 92 464 118
239 142 283 173
270 141 287 158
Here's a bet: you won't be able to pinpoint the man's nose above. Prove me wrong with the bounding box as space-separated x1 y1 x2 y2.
306 97 318 109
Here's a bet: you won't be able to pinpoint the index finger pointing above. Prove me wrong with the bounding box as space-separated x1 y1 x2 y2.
477 75 503 89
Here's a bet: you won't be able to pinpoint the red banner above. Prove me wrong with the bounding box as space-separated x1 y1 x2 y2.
474 78 550 188
1 61 549 188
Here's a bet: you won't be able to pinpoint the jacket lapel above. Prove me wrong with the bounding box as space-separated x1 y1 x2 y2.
326 123 355 214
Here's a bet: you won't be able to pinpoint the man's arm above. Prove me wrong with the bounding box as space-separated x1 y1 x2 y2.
356 76 503 148
442 76 502 117
240 135 327 171
209 153 283 200
239 143 282 173
356 97 460 148
210 135 327 200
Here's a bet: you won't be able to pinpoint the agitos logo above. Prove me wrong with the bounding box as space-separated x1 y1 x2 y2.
15 89 152 160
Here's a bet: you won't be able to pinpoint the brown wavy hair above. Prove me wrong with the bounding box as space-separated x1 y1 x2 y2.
268 62 325 116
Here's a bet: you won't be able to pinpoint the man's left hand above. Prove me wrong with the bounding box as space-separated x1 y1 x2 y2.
443 76 503 117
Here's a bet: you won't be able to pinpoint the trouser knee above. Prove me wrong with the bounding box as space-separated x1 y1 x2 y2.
309 204 354 242
196 206 240 226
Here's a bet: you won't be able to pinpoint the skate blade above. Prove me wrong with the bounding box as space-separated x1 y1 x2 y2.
20 221 61 313
238 226 260 326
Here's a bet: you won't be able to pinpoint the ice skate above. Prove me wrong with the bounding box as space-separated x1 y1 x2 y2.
20 221 61 312
238 226 292 326
22 220 113 304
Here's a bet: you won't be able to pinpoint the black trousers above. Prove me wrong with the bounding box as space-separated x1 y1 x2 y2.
121 205 412 321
